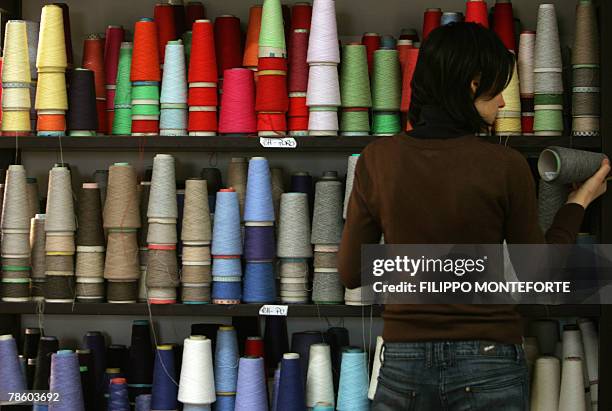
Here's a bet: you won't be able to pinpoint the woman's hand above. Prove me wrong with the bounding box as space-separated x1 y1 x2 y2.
567 158 611 208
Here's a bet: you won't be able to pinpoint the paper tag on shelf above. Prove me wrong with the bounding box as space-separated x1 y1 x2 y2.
259 137 297 149
259 305 289 316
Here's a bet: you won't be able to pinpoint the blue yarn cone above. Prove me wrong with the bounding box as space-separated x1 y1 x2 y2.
108 378 130 411
243 226 275 261
234 357 268 411
313 403 335 411
0 335 27 402
272 365 281 411
49 350 85 411
213 394 235 411
160 108 187 135
160 41 187 104
214 327 239 394
243 157 275 222
243 262 276 303
211 190 242 256
211 280 242 302
135 394 152 411
212 257 242 277
151 346 178 411
277 354 306 411
380 34 397 49
337 349 370 411
83 331 106 402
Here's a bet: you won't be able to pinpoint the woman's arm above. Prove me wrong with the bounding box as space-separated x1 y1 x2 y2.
338 156 382 289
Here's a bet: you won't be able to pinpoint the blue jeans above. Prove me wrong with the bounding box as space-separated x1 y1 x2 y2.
373 341 529 411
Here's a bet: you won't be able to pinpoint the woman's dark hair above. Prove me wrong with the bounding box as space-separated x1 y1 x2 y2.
408 22 515 132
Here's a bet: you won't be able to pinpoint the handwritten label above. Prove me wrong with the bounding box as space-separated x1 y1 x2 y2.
259 305 289 316
259 137 297 149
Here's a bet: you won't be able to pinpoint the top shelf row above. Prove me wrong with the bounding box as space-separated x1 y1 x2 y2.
0 135 602 153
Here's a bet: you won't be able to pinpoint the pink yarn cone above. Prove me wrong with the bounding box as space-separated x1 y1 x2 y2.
219 68 257 134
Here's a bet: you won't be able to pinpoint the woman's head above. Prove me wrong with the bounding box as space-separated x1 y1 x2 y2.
409 22 514 132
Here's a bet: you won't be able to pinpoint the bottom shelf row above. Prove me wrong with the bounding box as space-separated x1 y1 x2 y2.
0 314 601 410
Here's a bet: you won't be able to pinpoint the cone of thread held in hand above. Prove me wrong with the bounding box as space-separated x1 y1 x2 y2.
537 146 605 184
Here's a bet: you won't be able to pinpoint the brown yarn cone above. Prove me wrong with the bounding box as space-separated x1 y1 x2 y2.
103 163 141 229
104 231 140 280
76 183 105 246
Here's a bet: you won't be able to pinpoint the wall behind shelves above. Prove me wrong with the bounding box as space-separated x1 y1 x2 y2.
24 0 579 65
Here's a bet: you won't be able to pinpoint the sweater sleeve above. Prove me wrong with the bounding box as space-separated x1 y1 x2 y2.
505 151 585 244
338 154 382 289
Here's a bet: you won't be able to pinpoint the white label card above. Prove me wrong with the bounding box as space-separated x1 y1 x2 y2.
259 137 297 149
259 305 289 316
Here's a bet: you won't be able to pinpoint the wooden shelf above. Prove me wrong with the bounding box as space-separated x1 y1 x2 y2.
0 135 600 153
0 302 600 318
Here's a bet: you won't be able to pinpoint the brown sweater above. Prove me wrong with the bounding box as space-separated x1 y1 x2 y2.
338 134 585 343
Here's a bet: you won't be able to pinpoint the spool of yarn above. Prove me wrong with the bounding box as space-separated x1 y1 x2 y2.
578 318 598 409
82 34 107 133
2 165 29 231
160 40 188 136
465 0 489 28
131 19 161 82
25 21 40 81
495 54 521 136
49 350 85 411
107 280 138 303
154 3 177 64
188 20 217 83
306 64 340 107
312 271 344 304
82 331 105 403
277 193 312 258
113 42 133 135
108 378 130 411
559 357 586 411
292 332 325 387
234 356 268 411
215 326 239 399
44 275 74 302
573 0 599 66
518 31 536 97
182 178 211 243
264 316 289 375
66 69 97 135
244 157 275 222
259 0 286 58
244 226 275 260
243 6 263 69
493 0 515 51
534 4 562 72
289 30 310 93
337 348 369 410
104 25 125 86
441 12 464 25
219 69 257 134
361 33 380 76
368 336 384 399
104 163 140 229
76 184 104 246
0 334 27 401
211 189 242 256
372 49 401 112
151 345 178 411
343 154 360 219
146 246 179 286
136 394 152 411
311 179 343 245
186 2 206 29
306 343 335 408
51 2 73 67
306 0 339 64
214 15 243 76
241 262 274 303
529 319 560 355
340 45 371 134
148 154 178 219
33 336 59 395
531 356 560 410
538 146 605 184
128 320 154 401
422 8 442 40
37 5 68 71
276 353 306 410
380 35 397 50
104 231 140 280
45 166 75 233
244 337 264 358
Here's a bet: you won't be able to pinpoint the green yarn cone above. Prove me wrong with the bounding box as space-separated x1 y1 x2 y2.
183 31 192 68
372 112 401 135
372 49 401 111
341 110 370 135
113 43 133 135
131 104 160 116
340 45 372 108
113 108 132 135
259 0 286 57
534 109 564 135
131 85 160 102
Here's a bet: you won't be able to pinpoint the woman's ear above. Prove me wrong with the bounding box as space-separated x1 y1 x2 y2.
470 78 480 95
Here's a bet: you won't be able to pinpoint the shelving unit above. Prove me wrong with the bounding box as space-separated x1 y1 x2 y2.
0 0 609 408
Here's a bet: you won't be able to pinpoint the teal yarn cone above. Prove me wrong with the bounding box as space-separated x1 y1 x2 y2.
372 49 401 111
340 45 371 108
49 350 85 411
313 403 334 411
372 112 401 135
337 349 369 411
259 0 286 57
113 42 133 135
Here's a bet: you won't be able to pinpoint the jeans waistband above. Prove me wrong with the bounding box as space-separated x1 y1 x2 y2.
382 341 524 365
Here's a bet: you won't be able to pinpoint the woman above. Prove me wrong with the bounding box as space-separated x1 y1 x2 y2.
338 23 609 410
